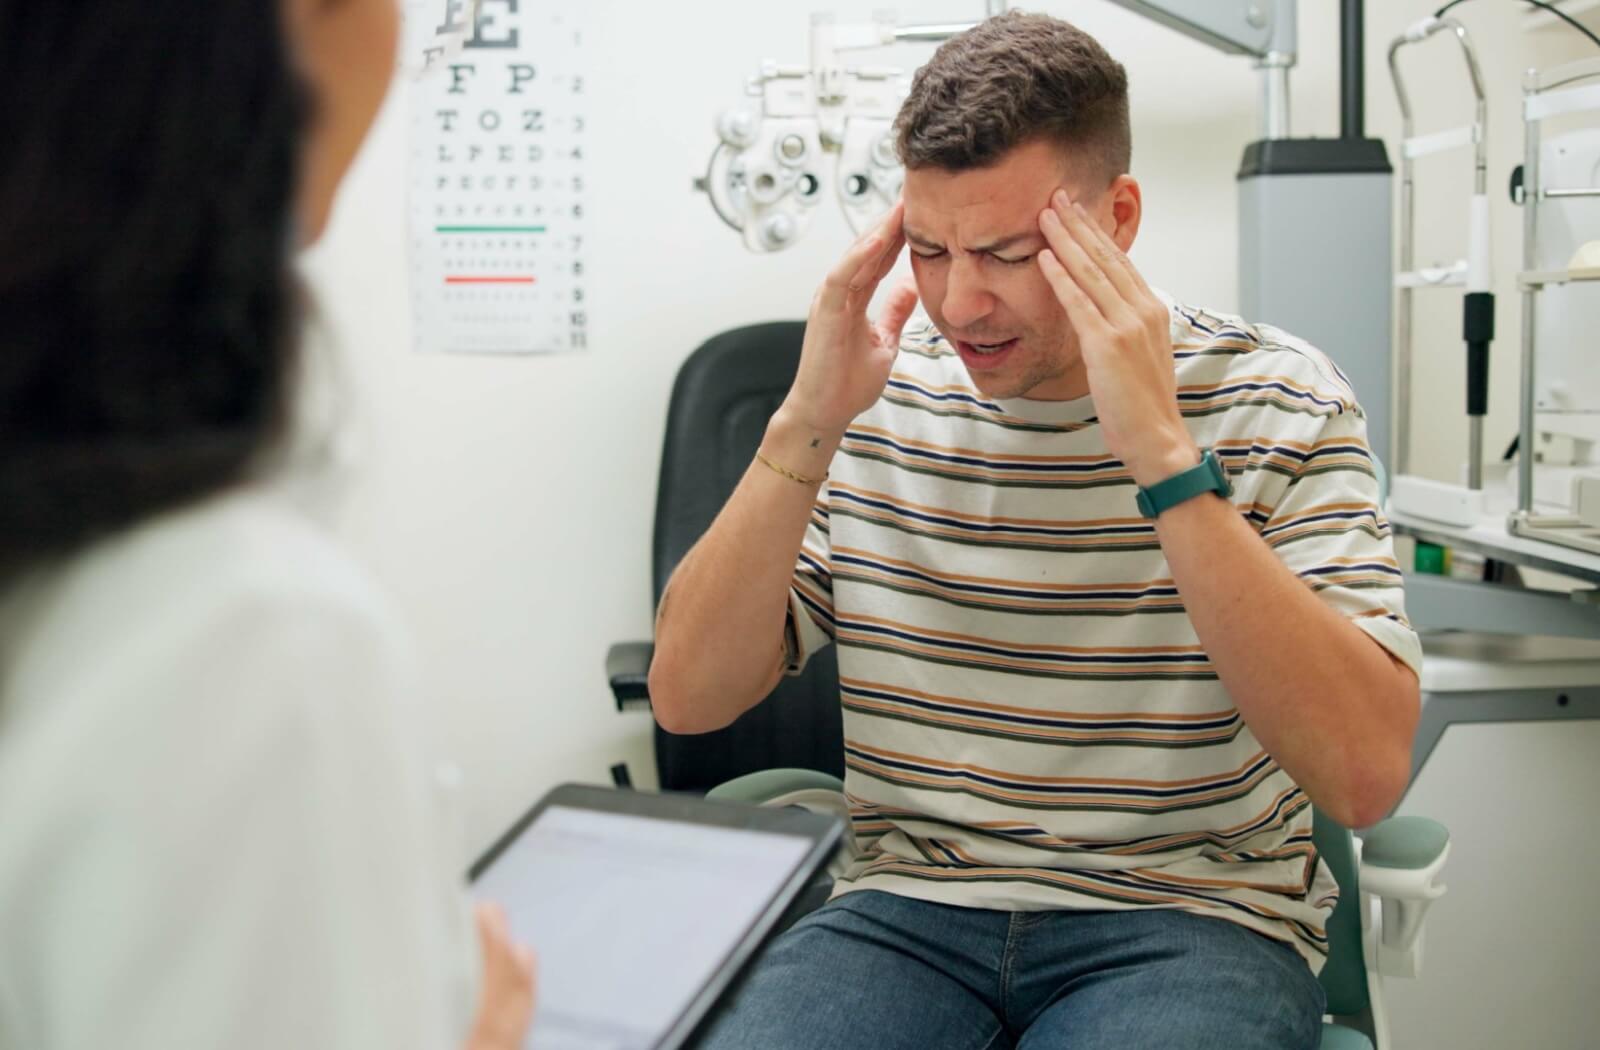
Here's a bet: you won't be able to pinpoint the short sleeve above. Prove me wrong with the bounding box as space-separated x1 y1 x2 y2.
1253 407 1423 678
783 485 837 673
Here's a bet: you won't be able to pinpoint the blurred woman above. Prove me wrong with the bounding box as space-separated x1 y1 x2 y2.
0 3 533 1047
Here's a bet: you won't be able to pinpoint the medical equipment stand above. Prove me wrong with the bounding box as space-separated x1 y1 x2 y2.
1509 56 1600 559
1386 17 1495 523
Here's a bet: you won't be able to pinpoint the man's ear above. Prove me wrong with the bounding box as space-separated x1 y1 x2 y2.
1106 174 1142 253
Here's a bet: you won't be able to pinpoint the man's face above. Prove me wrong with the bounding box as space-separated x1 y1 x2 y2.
904 138 1118 401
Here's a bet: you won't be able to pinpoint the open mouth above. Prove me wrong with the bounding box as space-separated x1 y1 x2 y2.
955 337 1019 369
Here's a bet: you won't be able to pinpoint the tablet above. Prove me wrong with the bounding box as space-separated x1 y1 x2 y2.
469 783 844 1050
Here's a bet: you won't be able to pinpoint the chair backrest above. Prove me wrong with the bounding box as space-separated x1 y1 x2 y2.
1312 808 1369 1016
650 322 844 792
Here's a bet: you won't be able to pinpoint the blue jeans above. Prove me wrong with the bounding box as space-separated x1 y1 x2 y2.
697 890 1325 1050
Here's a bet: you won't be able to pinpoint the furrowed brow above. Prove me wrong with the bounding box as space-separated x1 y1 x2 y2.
904 227 1043 255
967 231 1041 254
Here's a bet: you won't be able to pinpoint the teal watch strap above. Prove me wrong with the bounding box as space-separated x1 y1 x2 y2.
1135 448 1232 518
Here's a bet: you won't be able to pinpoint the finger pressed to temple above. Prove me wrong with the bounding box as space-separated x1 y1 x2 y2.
1038 248 1111 338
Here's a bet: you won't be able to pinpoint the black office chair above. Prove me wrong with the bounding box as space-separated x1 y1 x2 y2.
606 321 843 793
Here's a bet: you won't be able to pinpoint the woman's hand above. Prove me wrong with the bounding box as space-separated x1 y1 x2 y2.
464 903 536 1050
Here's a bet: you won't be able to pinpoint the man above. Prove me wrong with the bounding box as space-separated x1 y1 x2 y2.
653 12 1420 1049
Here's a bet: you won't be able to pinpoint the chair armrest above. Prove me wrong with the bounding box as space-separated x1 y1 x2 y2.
708 770 852 881
1357 816 1450 979
607 641 655 711
1363 815 1450 871
706 769 846 805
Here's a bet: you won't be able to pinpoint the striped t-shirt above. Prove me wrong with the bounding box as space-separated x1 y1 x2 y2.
783 296 1421 971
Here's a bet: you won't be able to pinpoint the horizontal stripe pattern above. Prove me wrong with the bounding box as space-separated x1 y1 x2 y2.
846 787 1314 858
781 301 1420 970
843 740 1279 814
831 548 1186 618
880 372 1087 434
841 422 1128 487
828 481 1159 553
840 676 1240 747
836 612 1216 682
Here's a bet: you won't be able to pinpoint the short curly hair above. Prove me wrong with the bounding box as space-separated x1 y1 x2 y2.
895 11 1131 183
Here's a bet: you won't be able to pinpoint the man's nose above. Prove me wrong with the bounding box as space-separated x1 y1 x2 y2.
941 256 995 331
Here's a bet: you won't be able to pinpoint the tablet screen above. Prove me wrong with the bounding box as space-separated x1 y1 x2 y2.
472 803 819 1050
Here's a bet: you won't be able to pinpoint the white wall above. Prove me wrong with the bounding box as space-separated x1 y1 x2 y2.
301 2 1598 1042
301 0 1278 854
298 0 1599 859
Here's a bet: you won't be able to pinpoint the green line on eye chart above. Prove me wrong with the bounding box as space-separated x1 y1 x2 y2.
435 225 548 233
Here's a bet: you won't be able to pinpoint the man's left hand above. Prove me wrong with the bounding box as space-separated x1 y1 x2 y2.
1036 189 1199 488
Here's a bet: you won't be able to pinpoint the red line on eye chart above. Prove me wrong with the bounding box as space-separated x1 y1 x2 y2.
444 276 538 284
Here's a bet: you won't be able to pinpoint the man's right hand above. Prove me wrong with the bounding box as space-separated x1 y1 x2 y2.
650 202 918 736
781 200 920 439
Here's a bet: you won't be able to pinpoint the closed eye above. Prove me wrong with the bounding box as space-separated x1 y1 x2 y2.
994 253 1036 266
911 249 947 260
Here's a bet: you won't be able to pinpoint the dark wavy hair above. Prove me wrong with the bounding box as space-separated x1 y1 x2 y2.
0 4 308 580
896 11 1131 182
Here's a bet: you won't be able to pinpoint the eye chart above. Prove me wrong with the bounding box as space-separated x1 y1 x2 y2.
406 0 588 355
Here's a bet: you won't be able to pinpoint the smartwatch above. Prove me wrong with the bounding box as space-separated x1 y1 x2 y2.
1134 448 1233 518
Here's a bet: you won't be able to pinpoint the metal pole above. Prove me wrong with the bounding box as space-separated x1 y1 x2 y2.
894 2 1002 44
1460 23 1492 491
1519 70 1540 514
1396 150 1415 478
894 23 980 41
1262 0 1298 140
1388 36 1415 475
1469 413 1486 489
1341 0 1364 138
1259 56 1292 140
